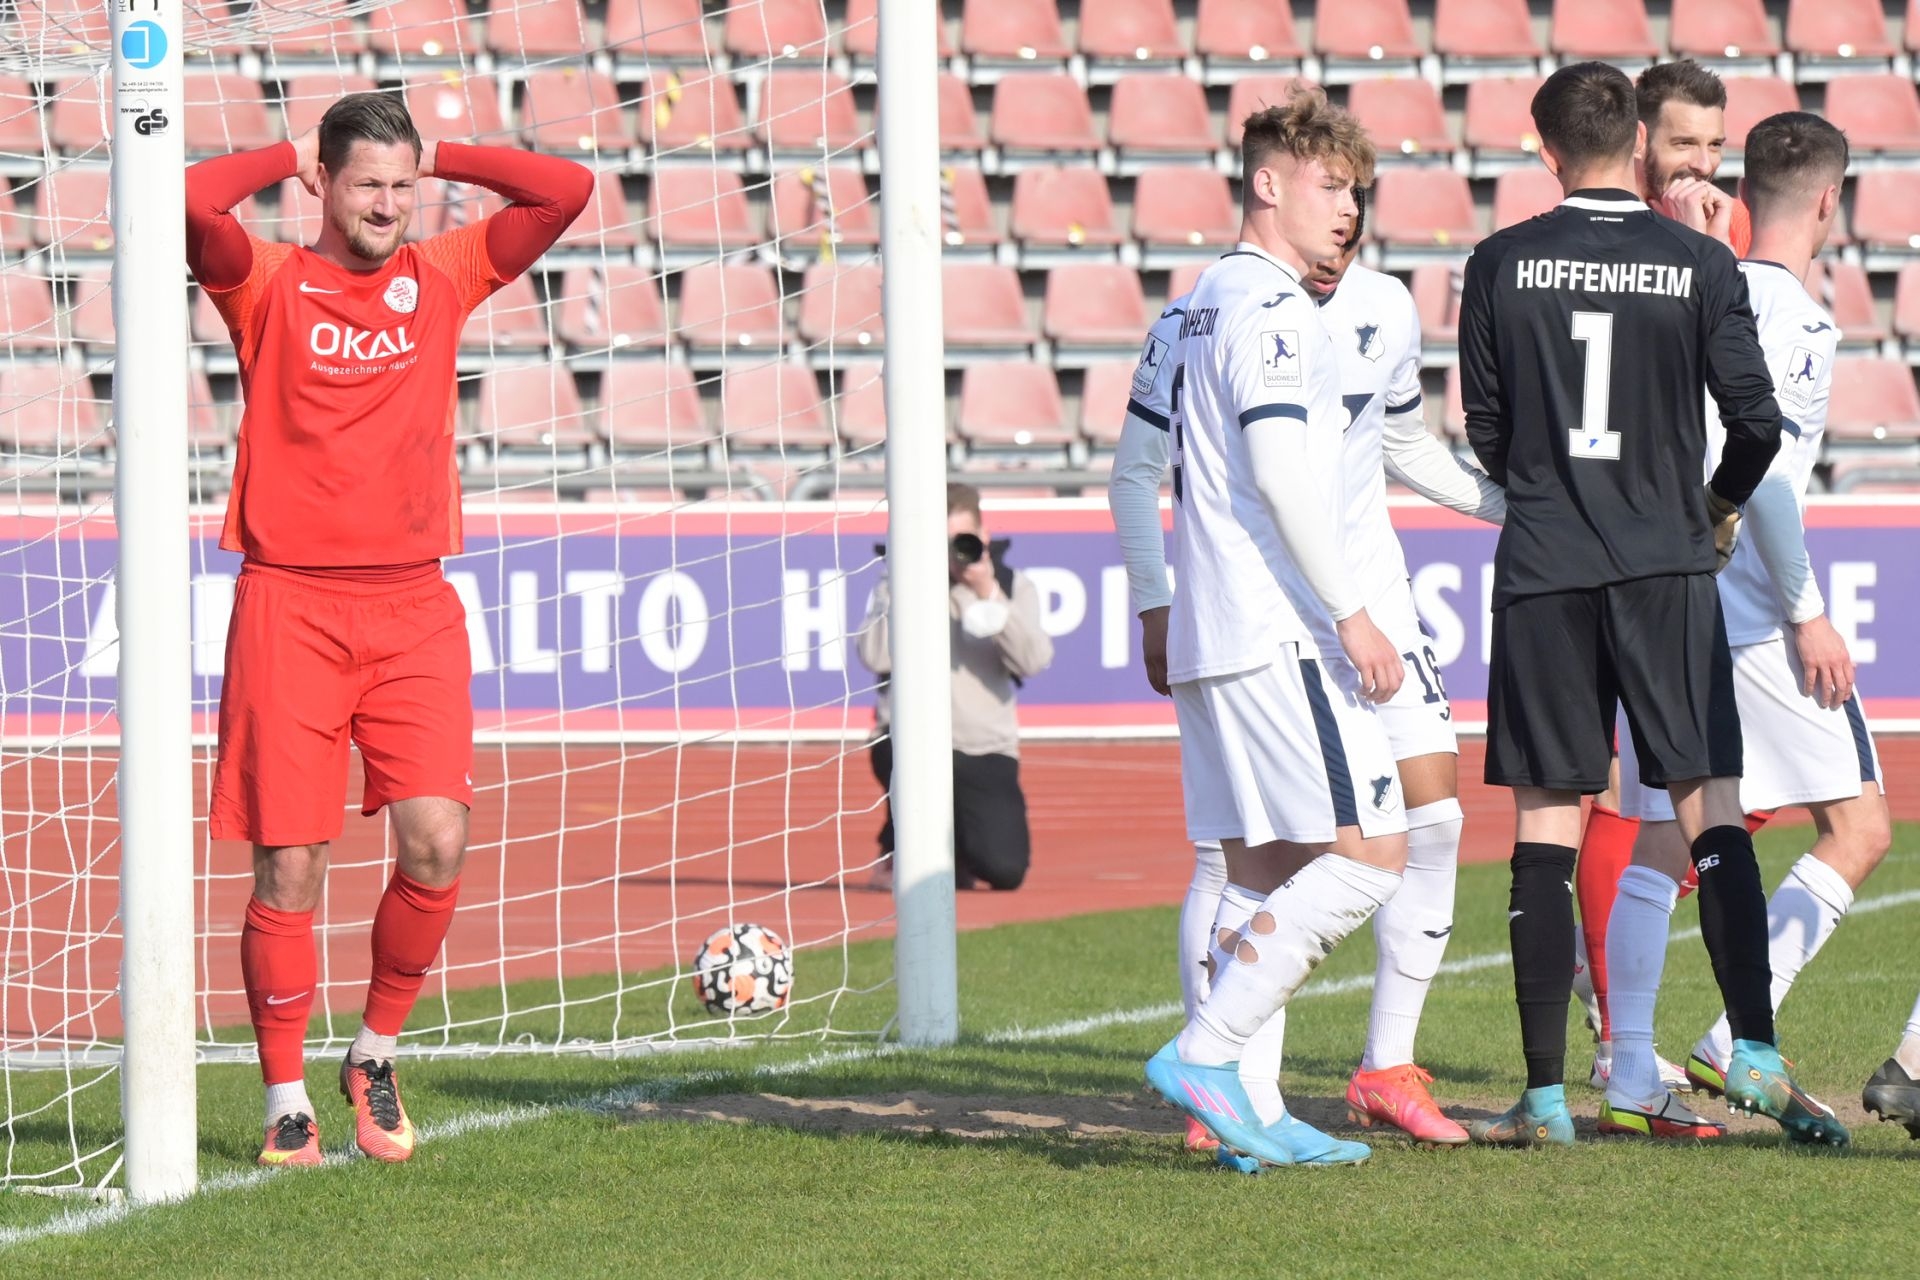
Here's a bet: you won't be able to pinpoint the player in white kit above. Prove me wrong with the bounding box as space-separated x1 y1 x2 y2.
1111 185 1504 1151
1603 113 1878 1144
1140 89 1412 1170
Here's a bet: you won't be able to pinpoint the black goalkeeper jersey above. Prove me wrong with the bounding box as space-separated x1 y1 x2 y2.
1460 188 1782 607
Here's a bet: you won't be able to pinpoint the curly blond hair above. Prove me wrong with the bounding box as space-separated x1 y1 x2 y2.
1238 83 1376 198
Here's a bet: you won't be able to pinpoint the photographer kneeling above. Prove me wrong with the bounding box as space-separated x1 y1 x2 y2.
858 484 1054 891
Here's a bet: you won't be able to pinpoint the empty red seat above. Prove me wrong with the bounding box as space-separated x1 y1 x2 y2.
191 286 230 348
957 364 1071 447
757 69 866 155
961 0 1070 63
1108 75 1214 158
1009 168 1122 249
1824 75 1920 152
0 363 101 454
1669 0 1780 59
1785 0 1894 58
1492 168 1564 229
270 178 322 243
1373 169 1481 249
485 0 589 60
462 275 550 351
941 262 1034 349
520 68 626 155
990 74 1099 154
0 186 30 256
46 76 107 155
0 274 58 350
600 361 708 453
1433 0 1539 61
1080 361 1141 446
770 167 879 256
1912 0 1920 54
796 261 885 351
1168 261 1209 299
1826 357 1920 441
400 74 508 146
1043 263 1150 348
476 364 595 449
724 0 829 59
677 263 788 353
1133 167 1238 252
1896 262 1920 341
830 364 889 448
368 0 474 60
604 0 712 63
1349 78 1454 159
183 74 275 155
35 167 112 253
936 73 986 153
720 364 835 450
1226 76 1308 147
278 74 378 139
1805 259 1886 345
842 0 954 61
1194 0 1303 67
1410 264 1461 348
1463 76 1544 157
1723 77 1801 153
185 369 229 455
1313 0 1421 61
247 15 363 58
12 0 109 55
1080 0 1184 65
1551 0 1657 59
1851 171 1920 251
0 77 40 158
641 69 750 156
556 171 641 252
64 272 113 350
410 184 505 243
938 165 1000 250
1825 459 1920 492
648 166 758 251
555 266 669 354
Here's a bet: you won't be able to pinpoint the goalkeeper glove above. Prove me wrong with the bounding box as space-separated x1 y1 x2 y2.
1705 485 1740 573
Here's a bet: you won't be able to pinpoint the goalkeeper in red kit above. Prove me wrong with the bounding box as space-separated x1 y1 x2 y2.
185 92 590 1167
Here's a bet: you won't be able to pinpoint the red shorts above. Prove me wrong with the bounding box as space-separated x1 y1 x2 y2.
210 562 474 846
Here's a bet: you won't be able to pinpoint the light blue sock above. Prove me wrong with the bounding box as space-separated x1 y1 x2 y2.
1522 1084 1567 1114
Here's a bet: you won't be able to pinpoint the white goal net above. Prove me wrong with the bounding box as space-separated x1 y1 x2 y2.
0 0 925 1193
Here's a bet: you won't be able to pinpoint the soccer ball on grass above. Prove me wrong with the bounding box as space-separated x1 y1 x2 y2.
691 923 794 1015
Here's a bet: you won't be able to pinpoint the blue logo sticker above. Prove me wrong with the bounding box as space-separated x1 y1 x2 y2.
121 20 167 70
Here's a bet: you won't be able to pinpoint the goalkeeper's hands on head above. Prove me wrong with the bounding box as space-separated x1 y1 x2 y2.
1705 484 1740 573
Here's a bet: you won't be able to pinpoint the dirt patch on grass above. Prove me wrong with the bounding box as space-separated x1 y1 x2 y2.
621 1091 1189 1142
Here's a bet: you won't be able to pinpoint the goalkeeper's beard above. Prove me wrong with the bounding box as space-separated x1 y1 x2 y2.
336 211 407 265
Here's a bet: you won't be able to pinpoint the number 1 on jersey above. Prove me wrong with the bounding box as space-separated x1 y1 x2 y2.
1568 310 1620 460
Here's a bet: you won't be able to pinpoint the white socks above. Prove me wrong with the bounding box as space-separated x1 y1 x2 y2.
1202 878 1289 1124
1178 853 1402 1066
349 1024 399 1067
265 1079 314 1126
1898 990 1920 1076
1604 864 1679 1104
1207 882 1264 980
1697 852 1854 1066
1179 841 1228 1019
1363 799 1461 1070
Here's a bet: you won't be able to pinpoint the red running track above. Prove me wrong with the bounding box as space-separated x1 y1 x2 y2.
5 738 1918 1045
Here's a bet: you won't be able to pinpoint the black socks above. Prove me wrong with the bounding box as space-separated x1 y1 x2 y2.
1509 842 1579 1089
1690 824 1775 1047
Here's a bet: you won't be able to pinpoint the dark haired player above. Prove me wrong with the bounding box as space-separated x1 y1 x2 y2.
1457 62 1831 1147
186 92 591 1167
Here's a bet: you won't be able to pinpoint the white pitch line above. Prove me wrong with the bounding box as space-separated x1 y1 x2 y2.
4 885 1918 1252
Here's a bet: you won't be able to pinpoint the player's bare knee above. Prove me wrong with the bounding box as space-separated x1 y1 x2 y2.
1819 791 1893 884
253 842 328 912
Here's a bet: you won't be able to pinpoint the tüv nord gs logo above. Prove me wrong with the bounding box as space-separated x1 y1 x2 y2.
309 322 416 361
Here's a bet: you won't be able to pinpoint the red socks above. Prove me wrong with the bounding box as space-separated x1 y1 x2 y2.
362 872 461 1036
1574 803 1638 1042
241 897 316 1087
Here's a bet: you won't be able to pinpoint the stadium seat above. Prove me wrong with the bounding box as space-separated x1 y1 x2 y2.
555 171 641 254
960 0 1071 70
1722 77 1801 159
185 368 230 456
0 76 40 157
475 363 596 451
719 363 836 452
1894 262 1920 349
400 74 509 146
1550 0 1657 61
1079 361 1140 448
555 265 670 355
1492 168 1564 230
1785 0 1896 75
1410 264 1461 359
1225 75 1309 147
1911 0 1920 56
410 184 505 243
1079 0 1184 78
368 0 475 63
1009 168 1123 257
1372 169 1481 262
277 74 379 139
1432 0 1540 68
461 275 551 353
46 77 108 156
190 286 230 350
182 74 276 155
1313 0 1422 78
1348 78 1454 161
941 261 1035 354
724 0 830 60
34 167 111 255
1826 458 1920 491
0 185 31 257
676 263 788 357
63 272 112 352
10 0 109 56
1043 262 1150 361
1825 356 1920 443
756 69 867 157
842 0 955 63
795 260 886 354
605 0 713 66
0 363 101 455
1132 166 1237 261
1462 76 1543 174
1851 171 1920 265
520 68 627 157
485 0 590 63
936 73 986 154
269 178 322 243
599 360 710 454
1668 0 1780 61
1167 261 1209 299
938 164 1001 251
1193 0 1306 80
1108 75 1215 165
647 167 759 254
990 73 1099 159
0 274 58 351
769 167 879 259
640 69 751 158
1805 259 1887 348
1823 75 1920 156
957 363 1072 451
830 362 889 448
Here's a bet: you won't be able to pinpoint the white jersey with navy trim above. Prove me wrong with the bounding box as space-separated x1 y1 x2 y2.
1710 260 1838 647
1319 262 1426 616
1126 291 1188 436
1167 245 1346 682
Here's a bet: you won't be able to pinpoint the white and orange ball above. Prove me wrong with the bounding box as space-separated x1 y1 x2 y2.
691 923 794 1015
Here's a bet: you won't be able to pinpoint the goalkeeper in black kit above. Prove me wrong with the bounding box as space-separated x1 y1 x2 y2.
1458 62 1845 1147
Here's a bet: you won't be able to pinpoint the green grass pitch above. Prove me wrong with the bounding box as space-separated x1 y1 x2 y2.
3 824 1916 1276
